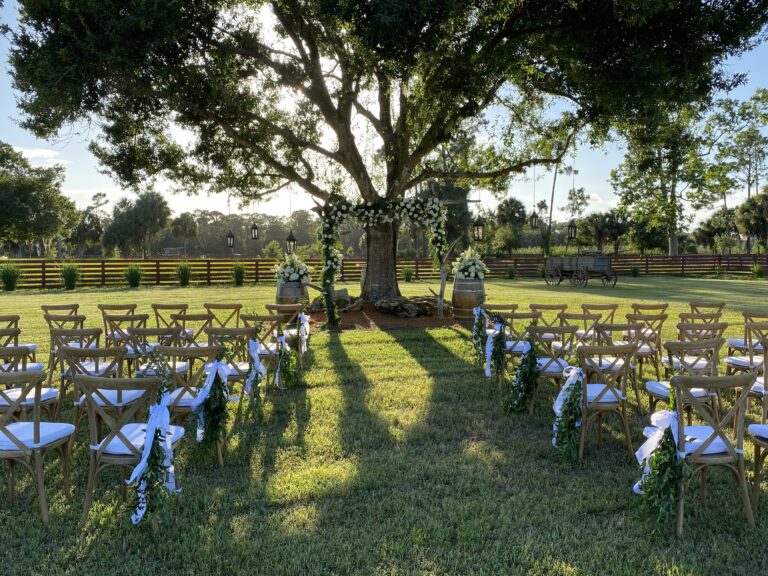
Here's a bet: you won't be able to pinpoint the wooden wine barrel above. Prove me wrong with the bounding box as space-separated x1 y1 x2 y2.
276 281 309 306
452 278 485 321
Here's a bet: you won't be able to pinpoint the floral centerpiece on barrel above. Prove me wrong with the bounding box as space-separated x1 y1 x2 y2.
275 254 312 304
451 248 488 321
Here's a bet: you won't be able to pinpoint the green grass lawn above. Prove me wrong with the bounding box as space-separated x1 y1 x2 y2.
1 277 767 575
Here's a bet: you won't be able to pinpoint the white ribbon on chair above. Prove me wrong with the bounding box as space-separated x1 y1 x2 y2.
298 313 310 354
190 360 232 442
126 391 179 525
484 321 503 378
274 335 288 389
551 366 583 446
632 410 679 495
245 339 268 396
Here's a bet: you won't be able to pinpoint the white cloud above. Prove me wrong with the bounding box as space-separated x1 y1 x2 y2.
13 147 60 159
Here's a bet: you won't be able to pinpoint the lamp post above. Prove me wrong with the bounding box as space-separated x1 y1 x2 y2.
250 222 259 241
285 230 297 255
226 230 235 256
472 216 486 242
529 210 539 230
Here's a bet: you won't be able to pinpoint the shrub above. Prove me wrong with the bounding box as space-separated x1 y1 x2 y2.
537 264 546 279
60 264 81 290
630 266 640 278
176 263 192 287
124 265 143 288
232 262 247 286
506 266 517 280
752 262 764 279
403 267 414 283
0 264 22 292
714 264 724 278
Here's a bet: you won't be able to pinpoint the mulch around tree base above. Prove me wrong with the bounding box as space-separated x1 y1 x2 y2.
310 302 468 330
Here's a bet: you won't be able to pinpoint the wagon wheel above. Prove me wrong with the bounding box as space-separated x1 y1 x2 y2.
572 267 588 287
602 270 618 287
544 266 561 286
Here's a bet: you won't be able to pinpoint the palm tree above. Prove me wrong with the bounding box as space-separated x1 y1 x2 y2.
171 213 198 257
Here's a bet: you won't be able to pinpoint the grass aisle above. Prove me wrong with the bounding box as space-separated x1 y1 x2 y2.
1 277 767 575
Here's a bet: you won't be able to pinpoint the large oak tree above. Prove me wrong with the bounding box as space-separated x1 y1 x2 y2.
9 0 768 298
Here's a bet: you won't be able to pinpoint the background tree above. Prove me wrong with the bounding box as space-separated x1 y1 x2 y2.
693 208 737 253
171 212 198 257
11 1 766 299
262 240 283 260
626 217 669 256
133 191 172 257
578 212 611 253
737 190 768 253
68 192 107 257
561 186 590 221
603 209 629 256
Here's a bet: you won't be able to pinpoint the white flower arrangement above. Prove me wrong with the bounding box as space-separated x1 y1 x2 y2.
452 247 488 280
275 254 312 285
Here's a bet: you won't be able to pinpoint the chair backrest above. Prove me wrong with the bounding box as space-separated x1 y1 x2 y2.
689 301 726 315
664 338 723 377
206 327 257 380
44 313 86 331
0 315 20 330
578 344 636 405
625 313 668 348
529 304 568 327
631 303 669 314
671 373 755 461
203 303 242 328
170 312 213 346
679 312 722 325
0 328 20 348
593 322 644 348
151 304 189 329
127 326 183 361
580 303 619 323
743 310 768 322
529 325 576 372
75 374 159 460
677 321 728 341
103 313 149 345
153 345 220 411
557 313 601 346
496 312 541 346
0 371 47 453
60 346 126 379
49 327 101 353
742 322 768 367
41 303 79 316
481 303 519 314
97 303 138 334
0 346 32 372
265 303 302 325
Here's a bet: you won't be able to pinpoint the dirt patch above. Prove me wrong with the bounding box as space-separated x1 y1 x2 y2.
311 302 468 330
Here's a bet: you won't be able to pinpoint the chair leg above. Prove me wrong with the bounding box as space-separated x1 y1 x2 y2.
80 454 98 529
119 467 127 502
216 442 224 468
621 405 633 458
753 445 764 506
653 356 660 381
7 460 15 502
59 445 71 498
34 451 49 524
578 415 587 462
676 481 686 537
738 458 756 529
596 412 603 444
700 467 708 503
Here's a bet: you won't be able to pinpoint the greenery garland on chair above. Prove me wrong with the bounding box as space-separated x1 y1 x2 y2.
488 313 506 380
193 345 231 447
503 335 540 413
276 333 300 388
471 308 488 366
638 387 693 535
319 196 448 327
552 360 583 463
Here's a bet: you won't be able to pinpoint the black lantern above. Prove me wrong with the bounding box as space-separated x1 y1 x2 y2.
529 210 539 230
250 222 259 240
567 219 577 240
285 230 297 255
472 216 486 241
226 230 235 249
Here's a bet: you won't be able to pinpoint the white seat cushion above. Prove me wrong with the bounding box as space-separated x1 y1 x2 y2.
76 389 145 407
107 331 128 342
1 362 45 373
585 383 624 404
645 380 709 400
53 341 97 353
683 425 731 455
204 361 250 377
283 328 299 340
18 342 38 352
125 342 160 356
255 342 279 356
662 356 709 371
94 422 185 455
169 387 198 407
584 356 626 372
576 329 594 338
0 422 75 450
0 387 58 406
724 355 763 369
538 332 557 342
749 424 768 441
753 377 765 395
62 362 117 377
136 361 190 376
537 357 569 375
505 340 530 354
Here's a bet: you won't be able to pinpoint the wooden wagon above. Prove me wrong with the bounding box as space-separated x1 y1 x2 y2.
544 254 618 287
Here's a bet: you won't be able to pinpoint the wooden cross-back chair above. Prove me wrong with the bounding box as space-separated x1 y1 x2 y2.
0 356 56 418
556 312 601 349
679 312 723 325
203 303 242 328
41 303 79 316
0 371 74 524
750 344 768 504
127 326 183 372
151 345 220 420
646 338 723 416
242 314 283 379
151 304 189 329
61 345 127 412
480 303 519 315
590 322 644 408
581 303 619 324
0 345 44 375
577 344 636 461
724 321 768 376
529 325 576 394
631 303 669 315
0 316 37 362
76 374 185 528
50 328 102 401
102 312 148 349
170 312 213 347
97 304 138 344
43 315 88 385
729 310 768 355
626 312 668 381
0 328 20 349
689 301 726 315
205 327 257 397
671 373 756 537
497 311 541 384
529 304 568 345
266 303 303 324
677 321 729 342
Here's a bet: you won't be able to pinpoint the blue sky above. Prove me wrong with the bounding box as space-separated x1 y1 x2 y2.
1 1 766 221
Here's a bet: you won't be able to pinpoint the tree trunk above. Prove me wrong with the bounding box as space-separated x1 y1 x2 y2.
362 222 400 302
668 229 679 256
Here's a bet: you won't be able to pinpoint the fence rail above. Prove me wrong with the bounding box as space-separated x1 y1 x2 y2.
2 254 766 290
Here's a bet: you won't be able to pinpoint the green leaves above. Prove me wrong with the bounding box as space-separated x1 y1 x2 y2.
503 335 540 414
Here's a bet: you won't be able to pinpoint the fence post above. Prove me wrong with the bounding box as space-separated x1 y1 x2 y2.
681 255 685 275
206 260 212 286
100 260 106 286
340 259 345 282
40 261 47 289
155 260 161 285
415 259 420 280
254 259 259 283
